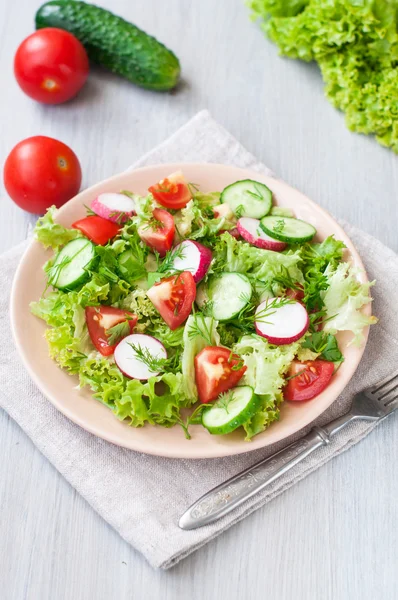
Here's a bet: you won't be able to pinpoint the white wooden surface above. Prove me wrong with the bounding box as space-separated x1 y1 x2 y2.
1 1 397 598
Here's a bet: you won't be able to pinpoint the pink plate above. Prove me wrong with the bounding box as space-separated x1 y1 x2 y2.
10 163 371 459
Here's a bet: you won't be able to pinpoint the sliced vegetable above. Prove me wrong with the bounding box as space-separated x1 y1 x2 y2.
237 217 287 251
255 298 309 344
91 193 136 224
220 179 272 219
149 171 192 209
147 272 196 330
194 346 247 404
48 237 95 290
197 273 252 321
260 216 316 243
35 1 181 91
72 215 120 245
283 360 335 402
137 208 175 256
114 333 167 380
85 306 138 356
213 203 233 219
202 386 260 434
169 240 212 283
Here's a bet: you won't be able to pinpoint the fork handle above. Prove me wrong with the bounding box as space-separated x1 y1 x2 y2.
179 426 335 530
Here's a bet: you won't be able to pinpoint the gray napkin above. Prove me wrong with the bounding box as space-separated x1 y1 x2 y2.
1 111 396 570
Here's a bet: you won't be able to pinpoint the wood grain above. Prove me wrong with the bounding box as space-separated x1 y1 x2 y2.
0 0 397 598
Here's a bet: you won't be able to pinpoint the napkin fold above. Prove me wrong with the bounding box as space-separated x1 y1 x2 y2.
1 111 397 569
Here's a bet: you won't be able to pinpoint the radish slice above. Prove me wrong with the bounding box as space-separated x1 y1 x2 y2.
255 299 309 345
91 193 136 224
237 217 286 251
114 333 167 380
170 240 212 283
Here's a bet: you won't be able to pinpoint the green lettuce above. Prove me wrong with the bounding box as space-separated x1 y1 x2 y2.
212 231 303 284
321 263 378 344
34 206 81 250
234 335 299 439
79 358 189 427
248 0 398 152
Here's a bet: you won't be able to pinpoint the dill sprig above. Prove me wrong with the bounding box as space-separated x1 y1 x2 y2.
106 317 134 345
273 219 286 235
127 342 170 374
157 244 186 274
187 312 215 345
216 390 237 413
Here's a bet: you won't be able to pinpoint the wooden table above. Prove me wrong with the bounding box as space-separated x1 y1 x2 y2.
1 1 397 598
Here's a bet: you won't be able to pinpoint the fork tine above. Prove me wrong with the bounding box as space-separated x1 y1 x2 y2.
377 380 398 401
384 396 398 408
371 368 398 394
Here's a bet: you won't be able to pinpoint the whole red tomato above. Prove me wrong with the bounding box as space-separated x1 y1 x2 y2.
14 28 89 104
4 136 82 214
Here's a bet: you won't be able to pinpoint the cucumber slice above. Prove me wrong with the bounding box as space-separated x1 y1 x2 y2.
202 386 260 435
220 179 272 219
260 215 316 243
198 273 252 321
49 238 96 290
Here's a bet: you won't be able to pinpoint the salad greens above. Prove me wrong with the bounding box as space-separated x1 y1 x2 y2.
31 180 376 441
248 0 398 153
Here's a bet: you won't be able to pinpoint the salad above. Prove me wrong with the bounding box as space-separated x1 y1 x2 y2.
31 171 377 441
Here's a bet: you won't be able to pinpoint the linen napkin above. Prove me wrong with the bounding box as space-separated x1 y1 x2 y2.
1 110 396 570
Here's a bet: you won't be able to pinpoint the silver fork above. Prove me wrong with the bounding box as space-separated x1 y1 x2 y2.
179 369 398 530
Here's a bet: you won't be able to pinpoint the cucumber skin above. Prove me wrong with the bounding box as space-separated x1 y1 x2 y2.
260 217 316 243
35 1 180 91
202 388 262 435
50 239 96 291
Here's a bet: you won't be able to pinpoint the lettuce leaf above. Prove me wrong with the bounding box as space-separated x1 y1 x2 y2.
212 232 303 284
79 358 188 427
34 206 81 250
322 263 378 344
248 0 398 152
234 335 299 439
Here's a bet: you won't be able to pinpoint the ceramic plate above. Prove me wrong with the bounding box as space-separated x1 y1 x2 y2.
10 163 370 458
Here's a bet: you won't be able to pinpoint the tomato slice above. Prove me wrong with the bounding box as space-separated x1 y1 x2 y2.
147 272 196 330
194 346 247 404
286 286 305 303
72 215 120 245
284 360 335 401
138 208 175 256
148 171 192 210
85 306 138 356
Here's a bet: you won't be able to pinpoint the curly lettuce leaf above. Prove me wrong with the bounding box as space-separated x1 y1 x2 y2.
79 358 188 427
321 263 378 344
174 197 233 241
212 232 303 284
234 335 299 439
248 0 398 152
35 206 81 250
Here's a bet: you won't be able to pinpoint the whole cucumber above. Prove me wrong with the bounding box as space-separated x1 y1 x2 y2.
35 1 181 91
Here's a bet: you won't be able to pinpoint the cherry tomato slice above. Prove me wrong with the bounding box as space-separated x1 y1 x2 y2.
194 346 247 404
149 171 192 210
72 215 120 245
283 360 335 401
85 306 138 356
138 208 175 256
147 272 196 330
286 286 305 303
